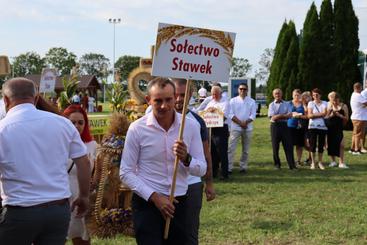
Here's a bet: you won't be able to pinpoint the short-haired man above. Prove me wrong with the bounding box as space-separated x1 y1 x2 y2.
204 85 230 180
268 88 296 169
172 78 215 245
228 83 256 174
350 82 367 154
120 77 206 245
0 78 91 244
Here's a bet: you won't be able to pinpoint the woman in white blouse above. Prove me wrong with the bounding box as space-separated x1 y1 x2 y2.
307 88 328 170
63 105 97 245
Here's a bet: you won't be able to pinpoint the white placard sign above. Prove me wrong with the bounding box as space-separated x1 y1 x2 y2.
198 110 224 128
40 68 57 93
152 23 236 82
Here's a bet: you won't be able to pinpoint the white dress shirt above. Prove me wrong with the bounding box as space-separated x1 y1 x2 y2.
229 96 257 131
0 103 87 206
350 92 367 121
204 97 230 125
120 111 206 201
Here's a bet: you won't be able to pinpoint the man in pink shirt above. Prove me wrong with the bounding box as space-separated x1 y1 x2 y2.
120 77 206 245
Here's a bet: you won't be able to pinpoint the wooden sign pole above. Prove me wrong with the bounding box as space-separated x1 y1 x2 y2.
164 79 191 239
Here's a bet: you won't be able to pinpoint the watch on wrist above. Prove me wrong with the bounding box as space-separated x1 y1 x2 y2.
184 153 192 166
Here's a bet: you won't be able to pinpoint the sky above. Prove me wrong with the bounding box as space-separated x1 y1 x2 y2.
0 0 366 78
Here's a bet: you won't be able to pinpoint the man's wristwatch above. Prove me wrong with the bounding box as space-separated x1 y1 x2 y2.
184 153 192 166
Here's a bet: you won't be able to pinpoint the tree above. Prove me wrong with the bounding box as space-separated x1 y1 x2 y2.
12 52 45 76
255 48 274 83
319 0 336 94
334 0 360 103
79 53 110 79
115 55 140 81
45 47 77 76
230 57 252 77
298 3 321 93
278 21 299 99
267 21 289 102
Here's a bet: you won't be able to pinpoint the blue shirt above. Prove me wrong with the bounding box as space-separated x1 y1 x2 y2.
287 102 305 128
268 100 291 122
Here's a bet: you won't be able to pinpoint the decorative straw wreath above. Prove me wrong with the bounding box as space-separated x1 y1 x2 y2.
87 113 134 238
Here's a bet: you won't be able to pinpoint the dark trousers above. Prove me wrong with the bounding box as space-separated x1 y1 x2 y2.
0 202 70 245
132 194 188 245
185 182 203 245
309 129 327 153
211 124 229 178
270 122 296 169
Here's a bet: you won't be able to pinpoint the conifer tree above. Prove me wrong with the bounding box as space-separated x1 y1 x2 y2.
279 21 299 100
267 21 288 102
334 0 359 103
319 0 336 94
298 3 321 92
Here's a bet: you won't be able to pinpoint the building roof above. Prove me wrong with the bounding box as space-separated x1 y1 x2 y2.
25 74 101 91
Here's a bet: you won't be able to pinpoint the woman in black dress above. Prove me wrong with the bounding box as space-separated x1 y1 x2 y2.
326 92 349 168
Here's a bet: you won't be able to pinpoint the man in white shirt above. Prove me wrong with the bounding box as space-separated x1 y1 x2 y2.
228 83 257 174
172 78 215 245
120 77 206 245
204 85 230 180
0 77 91 244
350 82 367 154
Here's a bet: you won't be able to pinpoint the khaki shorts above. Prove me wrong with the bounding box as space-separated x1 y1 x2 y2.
352 120 366 138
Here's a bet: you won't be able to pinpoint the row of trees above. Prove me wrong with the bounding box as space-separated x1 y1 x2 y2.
267 0 360 103
11 48 259 84
11 47 142 82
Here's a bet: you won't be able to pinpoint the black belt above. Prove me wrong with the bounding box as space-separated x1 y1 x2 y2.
5 198 68 209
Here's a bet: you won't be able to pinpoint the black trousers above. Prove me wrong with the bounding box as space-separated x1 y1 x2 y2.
185 182 203 245
132 194 188 245
270 122 296 169
309 128 327 153
211 124 229 178
0 202 70 245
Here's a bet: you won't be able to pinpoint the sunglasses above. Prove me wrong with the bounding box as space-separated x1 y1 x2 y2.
71 120 85 126
239 88 248 91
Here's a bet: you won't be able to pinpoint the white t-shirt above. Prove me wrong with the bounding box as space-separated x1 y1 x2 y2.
307 100 328 130
350 92 367 121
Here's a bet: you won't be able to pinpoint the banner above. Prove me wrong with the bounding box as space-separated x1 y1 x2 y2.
152 23 236 82
88 114 110 136
198 109 224 128
40 68 57 93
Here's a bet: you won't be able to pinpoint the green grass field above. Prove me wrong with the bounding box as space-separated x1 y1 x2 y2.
91 112 367 245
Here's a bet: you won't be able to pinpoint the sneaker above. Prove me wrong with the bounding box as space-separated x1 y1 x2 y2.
361 149 367 154
348 149 354 154
310 163 315 170
318 162 325 170
304 158 311 165
329 161 338 167
352 151 361 155
339 163 349 169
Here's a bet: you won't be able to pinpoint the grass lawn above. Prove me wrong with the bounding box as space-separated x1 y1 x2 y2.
90 111 367 245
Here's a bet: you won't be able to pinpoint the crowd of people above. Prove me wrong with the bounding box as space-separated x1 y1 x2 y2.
268 82 367 171
0 76 366 245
